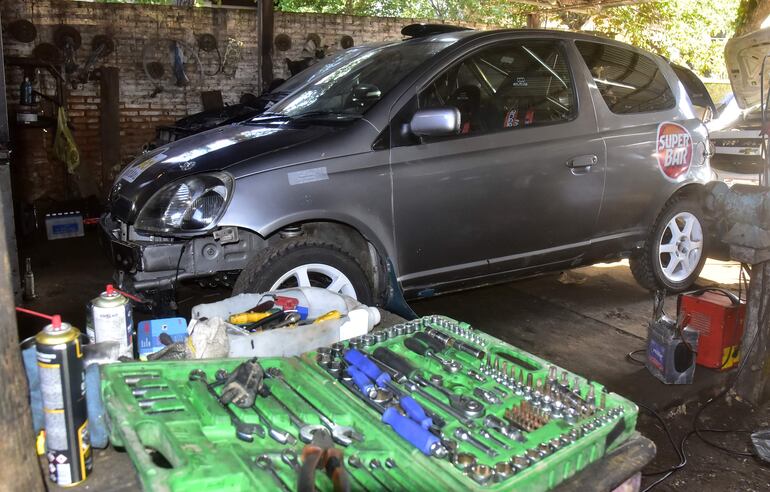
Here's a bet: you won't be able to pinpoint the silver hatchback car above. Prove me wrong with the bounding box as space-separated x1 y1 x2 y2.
101 25 713 311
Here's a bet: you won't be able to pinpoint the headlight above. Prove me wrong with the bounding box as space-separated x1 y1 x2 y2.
134 172 233 234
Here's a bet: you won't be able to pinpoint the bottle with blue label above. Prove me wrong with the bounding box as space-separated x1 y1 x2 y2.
20 76 33 106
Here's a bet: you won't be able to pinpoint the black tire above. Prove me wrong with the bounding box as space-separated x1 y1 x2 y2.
630 196 707 292
232 239 374 304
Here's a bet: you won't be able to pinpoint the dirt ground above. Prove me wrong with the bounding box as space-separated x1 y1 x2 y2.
15 231 770 491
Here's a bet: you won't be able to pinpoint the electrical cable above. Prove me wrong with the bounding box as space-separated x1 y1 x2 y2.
691 266 766 458
626 348 646 365
633 264 763 490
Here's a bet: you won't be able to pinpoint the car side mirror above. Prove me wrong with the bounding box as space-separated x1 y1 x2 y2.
351 84 382 107
409 107 461 137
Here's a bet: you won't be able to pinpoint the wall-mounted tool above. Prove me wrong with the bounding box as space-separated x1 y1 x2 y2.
54 25 82 74
8 19 37 43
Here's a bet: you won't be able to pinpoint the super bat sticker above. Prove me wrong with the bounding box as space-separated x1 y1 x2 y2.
656 122 693 180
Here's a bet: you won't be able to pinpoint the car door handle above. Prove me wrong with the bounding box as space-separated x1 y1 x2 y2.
566 154 598 168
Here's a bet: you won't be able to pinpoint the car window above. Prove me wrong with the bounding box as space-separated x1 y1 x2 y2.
575 41 675 114
418 39 576 137
267 40 458 120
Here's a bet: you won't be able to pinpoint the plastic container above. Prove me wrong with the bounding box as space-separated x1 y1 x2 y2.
191 287 380 358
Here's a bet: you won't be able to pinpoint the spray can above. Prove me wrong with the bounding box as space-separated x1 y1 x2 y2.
86 284 133 359
35 315 92 486
24 257 37 300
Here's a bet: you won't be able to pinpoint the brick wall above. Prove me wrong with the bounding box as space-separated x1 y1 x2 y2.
2 1 502 203
271 12 502 81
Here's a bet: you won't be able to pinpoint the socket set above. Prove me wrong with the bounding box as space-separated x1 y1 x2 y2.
100 315 637 491
325 315 636 489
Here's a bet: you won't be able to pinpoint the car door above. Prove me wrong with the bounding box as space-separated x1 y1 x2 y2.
389 37 606 294
574 40 711 250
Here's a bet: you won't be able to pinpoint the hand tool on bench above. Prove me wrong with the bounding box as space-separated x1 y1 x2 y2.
404 332 463 374
344 349 443 431
423 328 486 359
333 359 446 457
299 429 351 492
452 427 498 457
266 367 363 446
412 374 485 418
348 455 390 492
188 370 265 442
261 380 327 443
255 454 291 492
214 361 296 444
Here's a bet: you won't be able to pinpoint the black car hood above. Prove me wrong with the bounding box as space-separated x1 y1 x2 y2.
108 121 338 223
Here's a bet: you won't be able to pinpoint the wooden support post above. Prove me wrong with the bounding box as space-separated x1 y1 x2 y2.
99 67 121 197
0 204 44 490
735 262 770 404
527 13 542 29
260 0 274 91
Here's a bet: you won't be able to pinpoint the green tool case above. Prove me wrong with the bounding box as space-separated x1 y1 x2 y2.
101 315 638 491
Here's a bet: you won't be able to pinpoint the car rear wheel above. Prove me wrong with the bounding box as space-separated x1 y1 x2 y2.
232 239 374 303
630 196 707 292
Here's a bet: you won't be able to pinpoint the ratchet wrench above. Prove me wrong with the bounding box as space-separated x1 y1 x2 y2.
413 374 485 418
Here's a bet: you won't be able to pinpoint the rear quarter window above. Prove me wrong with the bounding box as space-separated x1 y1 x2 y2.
576 40 675 114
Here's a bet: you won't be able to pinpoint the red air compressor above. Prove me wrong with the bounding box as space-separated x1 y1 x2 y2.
678 289 746 371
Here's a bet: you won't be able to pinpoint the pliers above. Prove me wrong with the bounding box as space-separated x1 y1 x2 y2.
298 429 350 492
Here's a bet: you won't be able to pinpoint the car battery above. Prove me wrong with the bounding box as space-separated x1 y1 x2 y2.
645 315 699 384
679 290 746 371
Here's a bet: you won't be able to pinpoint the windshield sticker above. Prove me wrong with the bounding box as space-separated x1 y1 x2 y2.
121 153 167 183
288 167 329 185
656 122 692 181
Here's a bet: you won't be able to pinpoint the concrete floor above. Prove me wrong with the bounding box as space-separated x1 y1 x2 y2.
15 231 770 491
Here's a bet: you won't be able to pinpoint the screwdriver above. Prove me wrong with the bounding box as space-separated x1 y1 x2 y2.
336 363 444 457
345 349 433 429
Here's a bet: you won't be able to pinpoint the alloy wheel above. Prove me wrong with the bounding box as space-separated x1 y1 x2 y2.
269 263 359 299
657 212 703 283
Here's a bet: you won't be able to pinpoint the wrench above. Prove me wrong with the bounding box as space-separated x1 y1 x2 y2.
265 386 327 443
281 449 301 473
453 428 498 457
414 375 485 418
252 402 296 445
268 367 363 446
255 454 291 492
401 379 476 428
189 370 265 442
348 455 391 492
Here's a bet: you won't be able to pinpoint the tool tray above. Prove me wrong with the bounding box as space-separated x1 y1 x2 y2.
101 315 638 491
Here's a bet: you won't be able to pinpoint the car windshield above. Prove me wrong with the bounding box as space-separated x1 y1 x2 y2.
264 39 458 120
271 44 386 95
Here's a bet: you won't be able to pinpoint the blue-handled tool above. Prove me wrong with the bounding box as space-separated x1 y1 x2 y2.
382 407 442 456
345 365 377 398
345 349 434 429
398 395 432 429
344 349 391 388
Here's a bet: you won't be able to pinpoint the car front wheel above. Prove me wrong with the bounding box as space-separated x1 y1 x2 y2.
630 196 707 292
232 239 374 303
